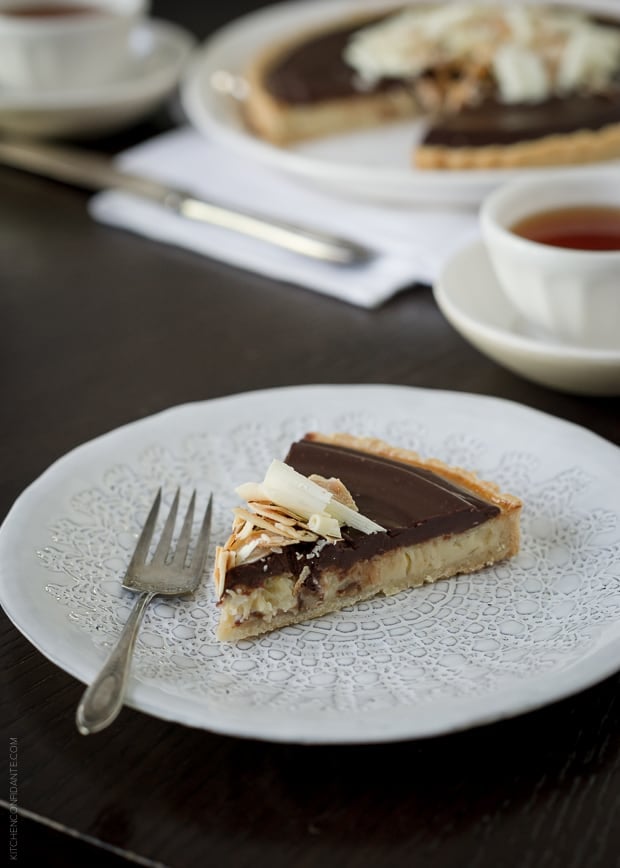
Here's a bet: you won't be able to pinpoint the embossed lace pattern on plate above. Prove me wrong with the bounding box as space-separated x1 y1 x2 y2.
37 412 620 716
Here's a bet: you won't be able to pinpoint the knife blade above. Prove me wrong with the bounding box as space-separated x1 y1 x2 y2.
0 138 373 265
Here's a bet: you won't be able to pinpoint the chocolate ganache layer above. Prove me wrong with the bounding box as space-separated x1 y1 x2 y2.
262 13 620 148
224 439 500 592
422 90 620 147
264 17 400 104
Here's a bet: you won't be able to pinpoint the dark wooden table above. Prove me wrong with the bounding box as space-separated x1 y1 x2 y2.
2 3 619 867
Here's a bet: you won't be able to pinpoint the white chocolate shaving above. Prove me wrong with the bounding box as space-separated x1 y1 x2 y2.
308 512 342 539
344 3 620 104
217 458 384 575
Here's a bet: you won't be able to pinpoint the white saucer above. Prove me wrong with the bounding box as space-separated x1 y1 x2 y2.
0 19 195 139
433 240 620 396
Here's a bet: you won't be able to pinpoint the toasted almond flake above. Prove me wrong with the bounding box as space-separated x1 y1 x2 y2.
245 548 273 562
248 502 299 525
232 507 281 533
236 538 262 563
242 523 255 540
214 546 230 598
272 520 306 539
224 530 263 549
253 530 298 548
293 565 313 596
309 474 359 511
297 530 321 542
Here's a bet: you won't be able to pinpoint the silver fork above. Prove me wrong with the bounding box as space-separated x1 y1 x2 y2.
76 488 213 736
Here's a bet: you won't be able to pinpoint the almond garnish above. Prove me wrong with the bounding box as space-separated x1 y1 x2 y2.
219 463 383 580
248 502 299 525
309 474 359 511
214 546 230 598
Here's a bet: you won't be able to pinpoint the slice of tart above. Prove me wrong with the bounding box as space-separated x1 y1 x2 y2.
243 9 417 146
242 3 620 170
213 432 521 641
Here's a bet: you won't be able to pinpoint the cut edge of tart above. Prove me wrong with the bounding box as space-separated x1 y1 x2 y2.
213 432 522 642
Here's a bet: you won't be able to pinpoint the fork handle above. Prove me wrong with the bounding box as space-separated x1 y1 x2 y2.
76 591 155 735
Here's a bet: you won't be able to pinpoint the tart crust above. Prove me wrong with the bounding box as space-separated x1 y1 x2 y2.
215 433 522 641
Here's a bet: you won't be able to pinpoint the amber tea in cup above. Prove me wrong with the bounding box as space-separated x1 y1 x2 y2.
511 206 620 251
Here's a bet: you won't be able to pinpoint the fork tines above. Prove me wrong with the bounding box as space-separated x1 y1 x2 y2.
127 488 213 577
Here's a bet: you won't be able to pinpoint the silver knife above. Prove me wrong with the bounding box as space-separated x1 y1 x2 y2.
0 138 373 265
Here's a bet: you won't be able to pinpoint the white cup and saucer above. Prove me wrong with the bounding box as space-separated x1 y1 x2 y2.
0 0 195 137
434 172 620 396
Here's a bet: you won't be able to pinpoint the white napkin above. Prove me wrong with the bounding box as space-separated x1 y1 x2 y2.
90 126 481 308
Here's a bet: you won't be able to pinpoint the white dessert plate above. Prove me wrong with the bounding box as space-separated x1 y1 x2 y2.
434 240 620 396
181 0 620 206
0 19 195 139
1 385 620 744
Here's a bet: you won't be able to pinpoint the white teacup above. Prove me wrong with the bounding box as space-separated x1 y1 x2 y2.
480 173 620 350
0 0 149 92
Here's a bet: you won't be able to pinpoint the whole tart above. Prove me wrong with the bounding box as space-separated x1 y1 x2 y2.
242 3 620 170
213 433 522 641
